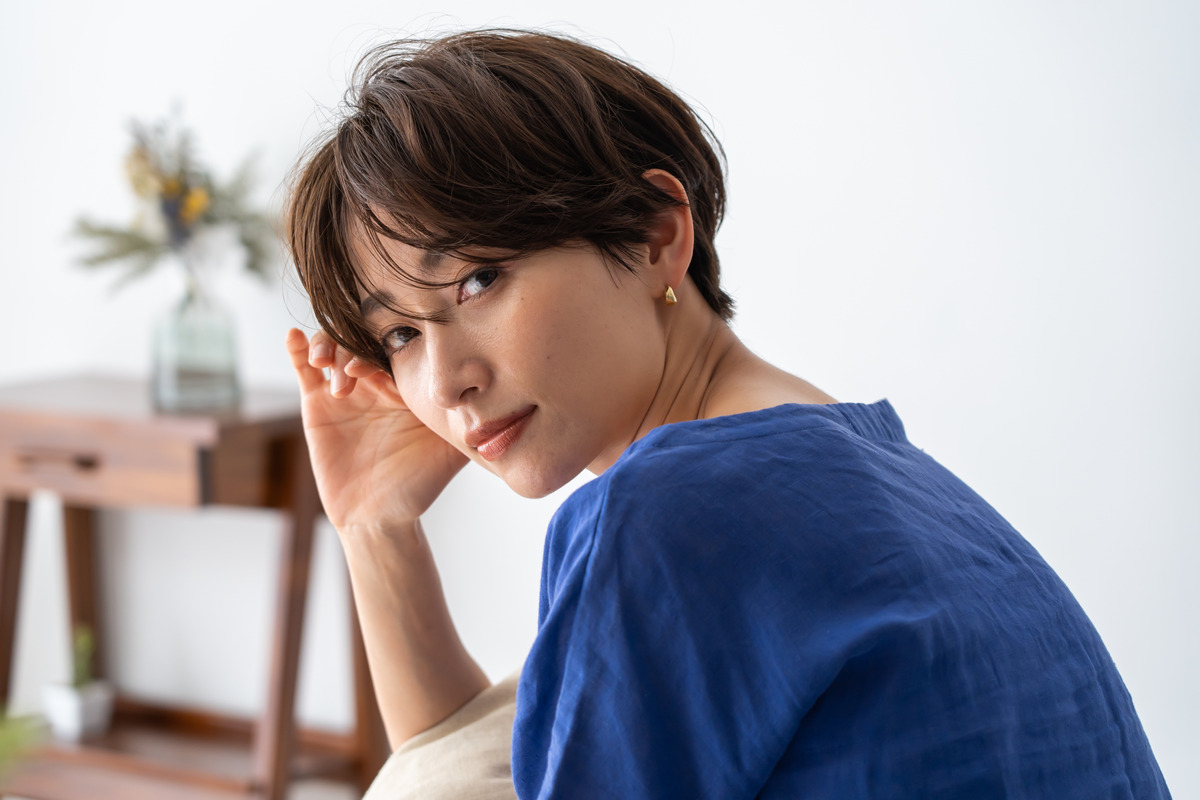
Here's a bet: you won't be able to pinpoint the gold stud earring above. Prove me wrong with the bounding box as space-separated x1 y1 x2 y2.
664 286 678 305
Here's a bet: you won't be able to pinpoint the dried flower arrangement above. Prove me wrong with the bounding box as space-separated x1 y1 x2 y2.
73 116 274 288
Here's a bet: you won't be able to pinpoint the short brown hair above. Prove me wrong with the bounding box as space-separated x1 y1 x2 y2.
287 29 732 370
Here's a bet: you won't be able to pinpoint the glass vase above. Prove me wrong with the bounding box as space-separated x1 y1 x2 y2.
152 260 240 413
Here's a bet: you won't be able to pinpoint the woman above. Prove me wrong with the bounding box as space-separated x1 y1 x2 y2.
285 29 1169 799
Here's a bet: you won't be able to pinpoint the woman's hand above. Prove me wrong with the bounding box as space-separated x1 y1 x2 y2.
287 329 488 747
286 328 468 533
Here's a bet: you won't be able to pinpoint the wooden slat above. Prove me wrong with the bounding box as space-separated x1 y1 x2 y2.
0 702 363 799
251 437 320 800
111 695 360 759
3 758 251 800
29 734 253 793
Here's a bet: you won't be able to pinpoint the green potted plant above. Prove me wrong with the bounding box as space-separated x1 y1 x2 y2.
41 625 114 742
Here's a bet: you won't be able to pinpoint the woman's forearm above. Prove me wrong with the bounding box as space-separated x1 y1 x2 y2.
340 518 490 749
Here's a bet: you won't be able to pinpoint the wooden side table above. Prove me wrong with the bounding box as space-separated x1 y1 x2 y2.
0 375 389 800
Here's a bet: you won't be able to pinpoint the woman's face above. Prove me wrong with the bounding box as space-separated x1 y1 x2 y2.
356 239 668 498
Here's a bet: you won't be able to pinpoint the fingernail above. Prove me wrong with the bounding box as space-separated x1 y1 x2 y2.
311 343 332 363
331 372 346 393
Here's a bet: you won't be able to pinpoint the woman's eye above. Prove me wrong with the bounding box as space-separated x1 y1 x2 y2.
458 267 500 302
381 326 420 354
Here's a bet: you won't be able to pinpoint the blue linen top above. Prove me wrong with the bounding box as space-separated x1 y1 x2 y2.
511 401 1170 799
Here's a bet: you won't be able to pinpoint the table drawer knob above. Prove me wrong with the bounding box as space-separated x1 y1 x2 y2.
17 449 102 473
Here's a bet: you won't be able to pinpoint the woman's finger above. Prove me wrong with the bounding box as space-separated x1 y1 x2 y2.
308 329 336 368
286 328 327 394
329 341 358 397
345 355 382 378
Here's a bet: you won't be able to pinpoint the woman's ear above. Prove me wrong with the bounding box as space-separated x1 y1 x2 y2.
642 169 694 292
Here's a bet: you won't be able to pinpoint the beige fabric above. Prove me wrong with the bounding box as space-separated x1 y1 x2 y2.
362 671 520 800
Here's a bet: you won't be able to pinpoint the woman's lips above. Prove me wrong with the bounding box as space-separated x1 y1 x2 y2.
469 408 535 461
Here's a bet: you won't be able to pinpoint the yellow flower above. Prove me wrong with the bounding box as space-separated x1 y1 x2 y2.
180 187 210 224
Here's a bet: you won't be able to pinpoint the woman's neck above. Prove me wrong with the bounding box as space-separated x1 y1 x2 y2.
586 281 838 476
636 291 838 439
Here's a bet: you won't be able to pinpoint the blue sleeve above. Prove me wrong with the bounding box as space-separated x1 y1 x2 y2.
511 468 845 799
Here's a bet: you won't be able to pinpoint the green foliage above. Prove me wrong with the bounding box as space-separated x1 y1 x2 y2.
71 625 95 689
204 154 275 281
72 219 167 291
0 712 36 779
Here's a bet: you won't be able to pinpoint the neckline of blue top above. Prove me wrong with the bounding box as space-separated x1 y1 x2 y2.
618 399 908 465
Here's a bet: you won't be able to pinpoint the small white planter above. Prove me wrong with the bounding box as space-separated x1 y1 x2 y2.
42 682 114 742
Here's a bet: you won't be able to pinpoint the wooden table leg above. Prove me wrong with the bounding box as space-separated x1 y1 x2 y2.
63 505 103 680
0 496 29 706
350 592 390 792
251 439 319 800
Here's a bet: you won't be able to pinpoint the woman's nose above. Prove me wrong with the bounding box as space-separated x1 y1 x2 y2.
425 328 490 409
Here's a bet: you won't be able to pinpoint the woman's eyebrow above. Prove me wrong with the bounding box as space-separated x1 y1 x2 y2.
420 250 446 272
359 290 391 319
358 288 454 325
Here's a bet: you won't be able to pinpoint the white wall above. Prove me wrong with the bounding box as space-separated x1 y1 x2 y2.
2 1 1195 794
